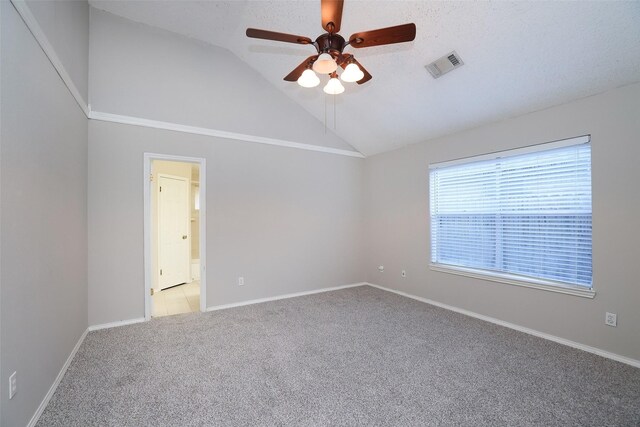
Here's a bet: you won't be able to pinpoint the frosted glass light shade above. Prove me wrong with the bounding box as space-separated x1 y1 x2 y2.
297 69 320 88
312 53 338 74
323 77 345 95
340 63 364 83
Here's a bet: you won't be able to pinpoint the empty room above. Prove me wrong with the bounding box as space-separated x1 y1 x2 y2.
1 0 639 425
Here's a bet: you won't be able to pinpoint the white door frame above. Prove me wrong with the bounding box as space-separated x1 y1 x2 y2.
143 153 207 321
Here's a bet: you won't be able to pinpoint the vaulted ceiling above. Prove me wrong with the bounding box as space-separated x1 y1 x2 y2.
90 1 640 156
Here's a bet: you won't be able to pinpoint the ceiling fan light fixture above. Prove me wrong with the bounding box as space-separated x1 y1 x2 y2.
323 76 345 95
246 2 417 90
340 63 365 83
313 52 338 74
297 69 320 87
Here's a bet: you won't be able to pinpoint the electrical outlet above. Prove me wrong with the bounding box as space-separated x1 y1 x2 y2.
605 312 617 327
9 372 17 399
378 265 384 273
238 276 244 286
401 270 407 278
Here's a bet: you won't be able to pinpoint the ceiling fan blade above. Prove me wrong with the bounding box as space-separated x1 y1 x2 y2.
321 0 344 33
349 23 416 48
284 55 319 81
339 54 372 84
246 28 313 45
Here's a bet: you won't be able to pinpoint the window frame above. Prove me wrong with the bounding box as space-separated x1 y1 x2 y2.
428 135 595 299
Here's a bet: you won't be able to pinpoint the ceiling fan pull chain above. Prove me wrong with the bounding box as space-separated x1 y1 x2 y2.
324 93 327 134
334 92 337 131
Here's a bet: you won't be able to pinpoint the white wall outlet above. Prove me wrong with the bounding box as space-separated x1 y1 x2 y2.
238 276 244 286
605 312 617 327
9 371 17 399
378 265 384 273
401 270 407 278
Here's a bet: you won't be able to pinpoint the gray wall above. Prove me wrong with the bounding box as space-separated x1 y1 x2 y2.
0 2 88 425
364 82 640 361
24 0 90 103
87 9 365 326
88 120 364 326
2 5 637 427
89 9 355 152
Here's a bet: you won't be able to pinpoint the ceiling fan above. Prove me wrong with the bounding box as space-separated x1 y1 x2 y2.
246 0 416 94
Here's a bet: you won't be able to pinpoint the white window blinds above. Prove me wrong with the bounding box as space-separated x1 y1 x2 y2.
429 136 592 289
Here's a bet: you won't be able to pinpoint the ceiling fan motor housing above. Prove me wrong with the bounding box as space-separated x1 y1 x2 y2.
316 33 346 58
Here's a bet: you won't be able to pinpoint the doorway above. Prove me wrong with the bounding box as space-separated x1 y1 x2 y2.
144 154 206 320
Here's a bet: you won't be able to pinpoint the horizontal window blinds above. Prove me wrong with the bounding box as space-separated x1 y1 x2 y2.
430 139 592 288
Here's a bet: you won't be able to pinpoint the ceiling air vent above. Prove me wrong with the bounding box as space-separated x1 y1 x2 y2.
426 51 464 79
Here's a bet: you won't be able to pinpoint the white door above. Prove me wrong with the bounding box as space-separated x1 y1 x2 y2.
158 174 190 290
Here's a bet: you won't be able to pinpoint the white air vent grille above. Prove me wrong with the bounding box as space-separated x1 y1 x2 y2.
426 51 464 79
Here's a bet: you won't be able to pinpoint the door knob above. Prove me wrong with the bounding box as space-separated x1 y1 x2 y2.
182 235 188 239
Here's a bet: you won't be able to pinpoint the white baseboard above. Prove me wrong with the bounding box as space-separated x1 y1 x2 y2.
206 282 366 312
365 282 640 369
91 282 366 328
24 282 639 427
88 317 146 331
27 328 88 427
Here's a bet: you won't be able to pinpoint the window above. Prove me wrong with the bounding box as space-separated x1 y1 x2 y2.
429 135 592 296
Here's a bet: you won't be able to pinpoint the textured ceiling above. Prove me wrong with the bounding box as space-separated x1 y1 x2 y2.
89 0 640 156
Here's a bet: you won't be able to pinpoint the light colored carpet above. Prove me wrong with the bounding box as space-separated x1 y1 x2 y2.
38 286 640 426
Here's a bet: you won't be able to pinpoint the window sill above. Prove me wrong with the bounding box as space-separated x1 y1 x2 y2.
429 264 596 299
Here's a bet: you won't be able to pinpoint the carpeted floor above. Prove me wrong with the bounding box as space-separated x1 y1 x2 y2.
38 286 640 426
